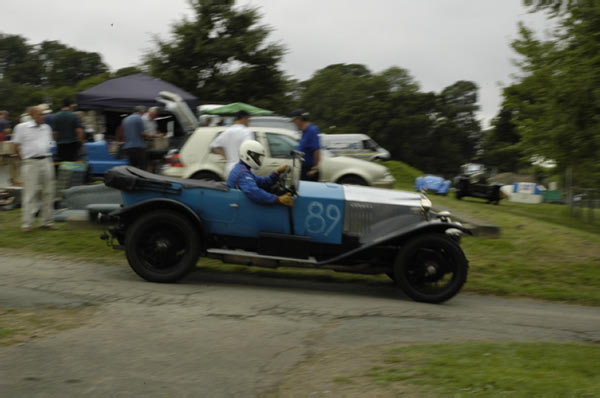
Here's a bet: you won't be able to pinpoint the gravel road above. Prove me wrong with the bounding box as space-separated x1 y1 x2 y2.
1 249 599 397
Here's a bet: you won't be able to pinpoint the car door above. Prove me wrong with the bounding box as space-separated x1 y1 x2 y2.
255 132 296 177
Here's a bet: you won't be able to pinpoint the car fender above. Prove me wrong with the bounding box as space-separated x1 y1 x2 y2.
317 220 471 266
183 163 225 180
328 167 372 185
112 198 205 240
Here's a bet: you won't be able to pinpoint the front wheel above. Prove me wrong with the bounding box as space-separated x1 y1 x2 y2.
394 233 468 303
125 210 201 283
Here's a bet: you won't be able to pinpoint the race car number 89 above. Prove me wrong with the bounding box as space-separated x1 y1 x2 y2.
305 201 341 236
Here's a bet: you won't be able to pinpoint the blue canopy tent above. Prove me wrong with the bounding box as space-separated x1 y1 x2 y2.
76 73 198 112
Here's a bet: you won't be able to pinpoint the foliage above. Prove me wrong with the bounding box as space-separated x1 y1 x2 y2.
113 66 143 78
298 64 482 176
368 342 600 397
501 0 600 186
480 105 526 172
144 0 290 113
0 33 109 125
0 34 107 88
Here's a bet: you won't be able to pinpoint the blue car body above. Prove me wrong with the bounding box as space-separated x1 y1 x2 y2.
121 179 345 245
103 166 470 303
415 175 451 195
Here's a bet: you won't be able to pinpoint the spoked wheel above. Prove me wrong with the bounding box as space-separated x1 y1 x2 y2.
125 210 200 283
394 233 468 303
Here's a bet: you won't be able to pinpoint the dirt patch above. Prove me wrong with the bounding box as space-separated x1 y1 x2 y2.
262 344 434 398
0 306 95 347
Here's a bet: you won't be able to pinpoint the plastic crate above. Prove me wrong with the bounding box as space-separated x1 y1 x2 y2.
56 161 88 196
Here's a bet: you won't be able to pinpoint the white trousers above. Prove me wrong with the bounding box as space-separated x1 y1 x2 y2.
21 158 55 228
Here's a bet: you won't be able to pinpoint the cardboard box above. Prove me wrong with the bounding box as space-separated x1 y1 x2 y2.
149 137 169 151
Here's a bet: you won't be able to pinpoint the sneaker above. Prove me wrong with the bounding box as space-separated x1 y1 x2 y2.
22 226 32 232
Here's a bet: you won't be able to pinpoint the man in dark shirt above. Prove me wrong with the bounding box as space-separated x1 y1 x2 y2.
291 109 321 181
53 99 84 162
122 105 162 170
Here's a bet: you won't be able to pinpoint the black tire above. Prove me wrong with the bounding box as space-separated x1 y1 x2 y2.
125 210 201 283
191 171 221 181
394 233 468 303
337 175 368 186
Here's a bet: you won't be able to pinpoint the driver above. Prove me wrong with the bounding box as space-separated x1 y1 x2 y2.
227 140 294 207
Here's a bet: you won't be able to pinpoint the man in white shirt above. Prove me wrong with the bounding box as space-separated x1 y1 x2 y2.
142 106 159 135
209 110 253 177
11 106 56 232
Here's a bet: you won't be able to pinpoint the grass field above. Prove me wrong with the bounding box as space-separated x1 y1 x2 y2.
0 160 599 304
364 342 600 397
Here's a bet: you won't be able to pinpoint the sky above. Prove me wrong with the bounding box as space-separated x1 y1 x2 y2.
3 0 552 127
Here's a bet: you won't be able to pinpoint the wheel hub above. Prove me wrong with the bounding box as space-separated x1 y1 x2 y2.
155 238 171 252
425 262 438 276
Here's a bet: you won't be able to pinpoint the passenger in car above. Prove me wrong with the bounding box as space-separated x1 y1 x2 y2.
227 140 293 207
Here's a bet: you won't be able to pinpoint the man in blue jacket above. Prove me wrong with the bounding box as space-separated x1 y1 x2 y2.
291 109 321 181
227 140 293 207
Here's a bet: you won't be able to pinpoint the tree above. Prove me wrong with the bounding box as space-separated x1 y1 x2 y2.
481 104 525 172
37 40 107 88
297 63 481 175
113 66 143 78
144 0 290 112
502 0 600 185
0 33 109 125
0 34 43 86
0 34 107 89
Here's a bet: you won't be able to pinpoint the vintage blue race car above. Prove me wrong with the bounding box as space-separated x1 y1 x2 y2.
102 163 470 303
415 175 451 195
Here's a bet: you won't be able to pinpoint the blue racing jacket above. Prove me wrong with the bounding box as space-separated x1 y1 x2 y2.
227 162 279 204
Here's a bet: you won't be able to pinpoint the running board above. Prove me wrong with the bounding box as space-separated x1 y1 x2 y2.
206 248 317 264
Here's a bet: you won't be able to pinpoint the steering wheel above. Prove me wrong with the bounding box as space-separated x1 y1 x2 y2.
270 166 292 196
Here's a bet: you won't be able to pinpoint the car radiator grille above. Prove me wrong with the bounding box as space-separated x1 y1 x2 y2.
344 202 374 235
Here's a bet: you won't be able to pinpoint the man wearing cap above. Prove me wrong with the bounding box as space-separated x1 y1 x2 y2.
209 110 253 177
11 106 56 232
291 109 321 181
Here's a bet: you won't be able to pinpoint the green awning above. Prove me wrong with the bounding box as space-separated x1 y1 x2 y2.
202 102 274 116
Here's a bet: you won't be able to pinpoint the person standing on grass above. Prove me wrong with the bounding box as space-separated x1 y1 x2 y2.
209 110 253 177
53 99 85 162
11 106 56 232
291 109 321 181
122 105 162 170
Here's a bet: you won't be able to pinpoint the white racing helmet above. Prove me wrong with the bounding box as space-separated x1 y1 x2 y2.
239 140 265 169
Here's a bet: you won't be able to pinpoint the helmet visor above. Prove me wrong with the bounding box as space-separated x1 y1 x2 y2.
249 150 264 167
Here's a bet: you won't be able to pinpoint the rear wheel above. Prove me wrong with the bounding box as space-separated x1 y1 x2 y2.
337 175 368 186
125 210 201 283
394 233 468 303
191 171 221 181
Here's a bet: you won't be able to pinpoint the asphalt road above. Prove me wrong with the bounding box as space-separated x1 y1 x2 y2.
1 249 599 397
